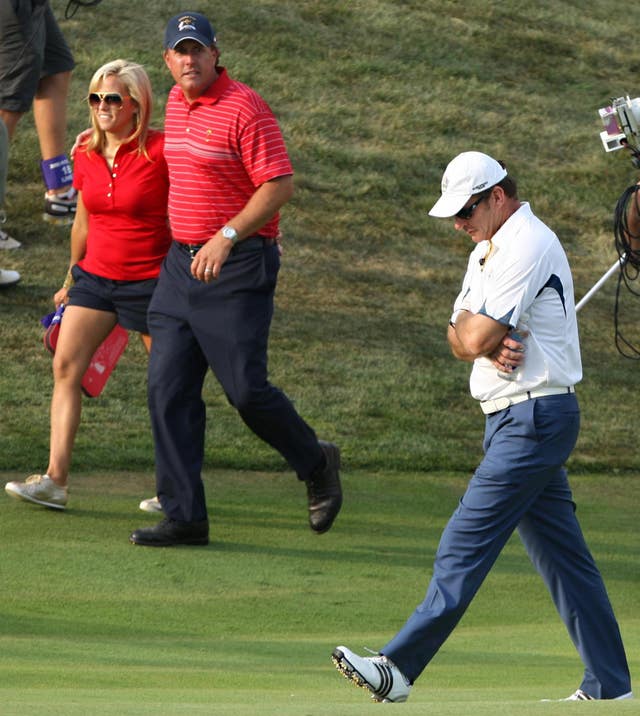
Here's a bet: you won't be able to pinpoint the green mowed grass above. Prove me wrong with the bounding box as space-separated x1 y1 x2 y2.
0 470 637 715
1 5 640 712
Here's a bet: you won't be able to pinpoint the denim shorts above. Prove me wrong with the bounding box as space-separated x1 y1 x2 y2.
67 265 157 334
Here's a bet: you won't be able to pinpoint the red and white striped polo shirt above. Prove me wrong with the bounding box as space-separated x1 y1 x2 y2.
163 67 293 243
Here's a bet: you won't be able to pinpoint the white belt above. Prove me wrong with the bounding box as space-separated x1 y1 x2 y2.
480 386 575 415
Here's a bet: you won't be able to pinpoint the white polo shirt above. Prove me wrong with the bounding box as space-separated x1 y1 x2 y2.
451 202 582 402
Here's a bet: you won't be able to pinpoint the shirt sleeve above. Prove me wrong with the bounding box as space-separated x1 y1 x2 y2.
239 111 293 187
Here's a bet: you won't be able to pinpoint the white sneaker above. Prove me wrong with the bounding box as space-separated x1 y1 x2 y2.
44 187 77 224
332 646 411 703
565 690 596 701
0 268 20 287
0 211 21 249
0 227 21 250
139 495 162 513
5 474 67 509
543 689 633 701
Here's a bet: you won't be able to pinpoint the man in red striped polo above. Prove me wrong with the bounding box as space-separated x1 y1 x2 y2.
129 12 342 547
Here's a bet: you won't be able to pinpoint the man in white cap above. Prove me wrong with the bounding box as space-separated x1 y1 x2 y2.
331 151 632 703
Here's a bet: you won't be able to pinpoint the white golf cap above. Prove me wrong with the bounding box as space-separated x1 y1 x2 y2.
428 151 507 218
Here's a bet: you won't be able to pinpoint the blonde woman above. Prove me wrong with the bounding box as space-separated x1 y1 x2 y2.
6 60 170 510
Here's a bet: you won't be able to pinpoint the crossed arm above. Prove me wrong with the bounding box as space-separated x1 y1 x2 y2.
447 310 526 373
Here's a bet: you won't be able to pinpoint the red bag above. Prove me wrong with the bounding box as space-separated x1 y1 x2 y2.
42 305 129 398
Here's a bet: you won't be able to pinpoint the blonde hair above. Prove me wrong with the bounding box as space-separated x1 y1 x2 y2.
85 59 153 156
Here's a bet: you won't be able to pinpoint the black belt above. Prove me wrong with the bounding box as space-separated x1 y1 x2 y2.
174 236 273 258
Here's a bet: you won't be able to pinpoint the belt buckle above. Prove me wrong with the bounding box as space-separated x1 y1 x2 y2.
493 397 511 412
482 396 512 414
187 244 201 258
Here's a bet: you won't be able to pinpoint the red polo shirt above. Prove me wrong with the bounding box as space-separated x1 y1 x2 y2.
74 129 171 280
163 67 293 244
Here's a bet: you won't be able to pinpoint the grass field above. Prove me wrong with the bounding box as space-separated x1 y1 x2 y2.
1 470 638 715
0 0 639 713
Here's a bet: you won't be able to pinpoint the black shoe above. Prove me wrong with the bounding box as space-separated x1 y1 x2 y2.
129 517 209 547
306 441 342 533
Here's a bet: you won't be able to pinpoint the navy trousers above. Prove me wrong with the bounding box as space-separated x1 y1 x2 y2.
147 240 323 523
382 394 631 698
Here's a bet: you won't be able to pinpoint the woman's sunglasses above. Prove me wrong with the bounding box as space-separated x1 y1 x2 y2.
87 92 130 107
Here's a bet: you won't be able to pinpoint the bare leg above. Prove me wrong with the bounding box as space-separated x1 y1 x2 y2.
0 71 73 199
46 306 117 486
33 71 72 171
0 109 23 141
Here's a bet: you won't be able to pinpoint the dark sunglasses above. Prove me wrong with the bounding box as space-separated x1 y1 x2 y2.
455 191 491 220
87 92 129 107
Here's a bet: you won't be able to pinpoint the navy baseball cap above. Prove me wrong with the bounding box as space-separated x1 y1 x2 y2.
164 12 216 49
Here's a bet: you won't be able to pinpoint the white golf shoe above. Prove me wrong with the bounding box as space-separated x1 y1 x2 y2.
542 688 633 701
139 495 162 513
564 690 596 701
5 474 67 509
332 645 411 703
0 268 20 286
0 211 21 250
0 227 21 250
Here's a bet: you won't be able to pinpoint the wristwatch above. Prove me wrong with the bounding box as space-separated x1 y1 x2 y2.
222 225 239 245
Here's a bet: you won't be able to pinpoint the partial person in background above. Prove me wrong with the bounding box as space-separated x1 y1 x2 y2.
0 0 77 246
332 151 632 703
622 182 640 254
0 117 20 285
5 59 171 510
128 12 342 547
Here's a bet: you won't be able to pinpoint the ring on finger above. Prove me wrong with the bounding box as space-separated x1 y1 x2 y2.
204 267 213 274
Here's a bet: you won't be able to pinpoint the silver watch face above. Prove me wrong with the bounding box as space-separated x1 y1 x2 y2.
222 226 237 242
